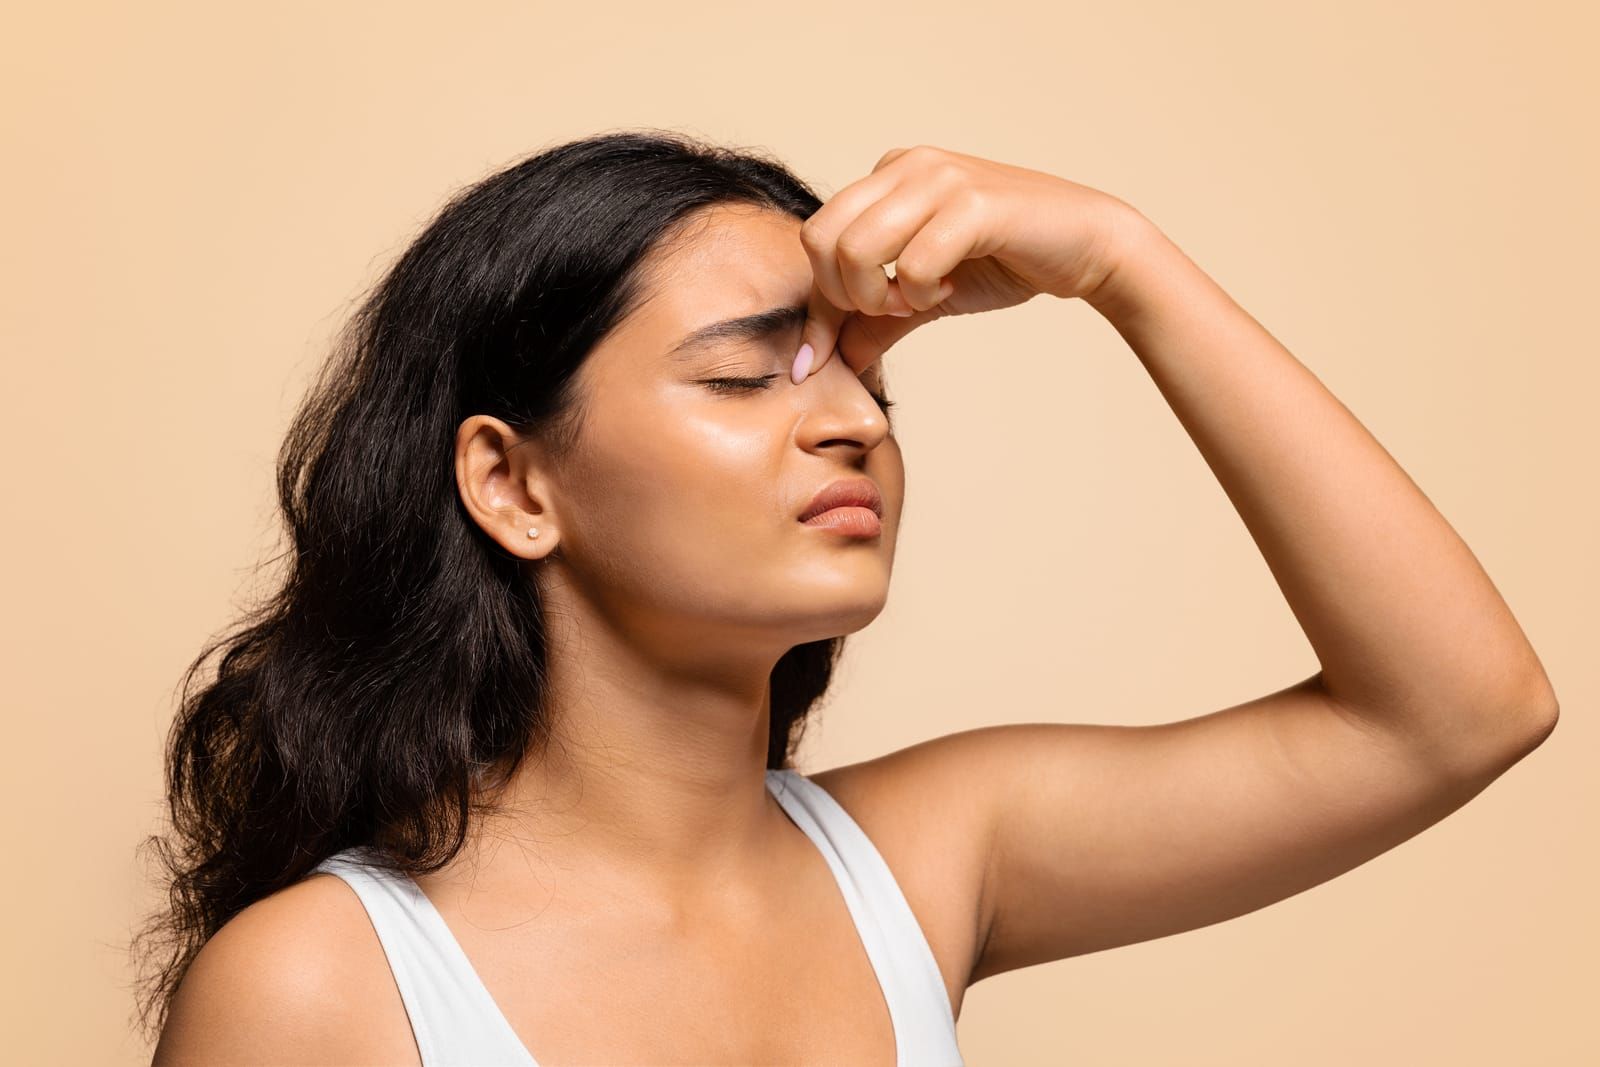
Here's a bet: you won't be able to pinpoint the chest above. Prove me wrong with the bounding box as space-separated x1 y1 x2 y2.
345 765 978 1065
422 832 900 1066
478 885 898 1065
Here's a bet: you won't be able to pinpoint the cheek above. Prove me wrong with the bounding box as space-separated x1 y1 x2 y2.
568 400 790 564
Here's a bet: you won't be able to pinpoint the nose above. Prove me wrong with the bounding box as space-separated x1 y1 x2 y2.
794 347 892 452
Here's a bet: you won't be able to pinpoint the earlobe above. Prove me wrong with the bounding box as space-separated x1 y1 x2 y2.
454 414 558 561
464 490 559 563
520 523 558 562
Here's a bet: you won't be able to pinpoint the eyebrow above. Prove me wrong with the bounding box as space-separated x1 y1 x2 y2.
667 303 809 361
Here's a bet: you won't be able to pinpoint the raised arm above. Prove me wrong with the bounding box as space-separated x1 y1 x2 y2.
789 146 1558 980
1086 208 1558 754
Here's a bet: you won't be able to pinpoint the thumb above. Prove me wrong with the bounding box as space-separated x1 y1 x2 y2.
832 311 927 375
796 277 955 381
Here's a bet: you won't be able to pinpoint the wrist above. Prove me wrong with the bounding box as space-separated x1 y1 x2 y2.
1081 203 1180 322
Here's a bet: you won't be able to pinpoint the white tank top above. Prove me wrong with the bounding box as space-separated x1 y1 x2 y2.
311 767 965 1066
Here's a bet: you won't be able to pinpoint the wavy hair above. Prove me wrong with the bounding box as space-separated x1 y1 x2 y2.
128 128 843 1042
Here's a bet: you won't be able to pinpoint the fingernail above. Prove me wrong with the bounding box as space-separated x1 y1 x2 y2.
791 342 814 384
888 308 914 317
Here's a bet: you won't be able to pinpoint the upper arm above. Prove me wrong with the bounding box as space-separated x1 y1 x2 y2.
932 673 1551 982
152 875 416 1066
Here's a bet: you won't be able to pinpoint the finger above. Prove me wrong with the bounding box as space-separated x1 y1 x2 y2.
871 145 915 173
797 168 901 313
886 201 985 310
833 293 951 375
797 276 944 383
833 186 940 316
793 281 850 384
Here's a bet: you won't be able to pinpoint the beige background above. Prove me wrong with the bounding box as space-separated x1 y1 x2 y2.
4 1 1594 1063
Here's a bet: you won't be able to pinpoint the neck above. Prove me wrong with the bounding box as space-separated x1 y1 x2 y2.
457 588 799 910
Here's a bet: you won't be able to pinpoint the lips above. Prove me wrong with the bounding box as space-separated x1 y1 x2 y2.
798 477 884 523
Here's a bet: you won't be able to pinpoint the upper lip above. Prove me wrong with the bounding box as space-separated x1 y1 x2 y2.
799 477 884 522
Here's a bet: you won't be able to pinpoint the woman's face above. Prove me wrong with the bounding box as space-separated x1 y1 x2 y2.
534 202 905 657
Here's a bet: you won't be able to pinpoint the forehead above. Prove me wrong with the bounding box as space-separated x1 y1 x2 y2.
618 204 810 353
655 202 807 282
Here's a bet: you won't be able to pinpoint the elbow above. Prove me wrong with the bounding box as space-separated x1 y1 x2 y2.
1514 657 1560 732
1440 668 1561 783
1493 670 1560 763
1434 680 1559 792
1482 645 1560 743
1519 681 1559 745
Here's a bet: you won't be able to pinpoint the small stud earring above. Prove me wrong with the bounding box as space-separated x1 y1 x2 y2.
526 528 540 539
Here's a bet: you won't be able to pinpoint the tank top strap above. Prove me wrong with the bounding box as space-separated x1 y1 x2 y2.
311 847 540 1066
310 773 964 1067
765 768 965 1067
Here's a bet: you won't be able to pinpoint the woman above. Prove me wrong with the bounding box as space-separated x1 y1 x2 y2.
138 130 1558 1065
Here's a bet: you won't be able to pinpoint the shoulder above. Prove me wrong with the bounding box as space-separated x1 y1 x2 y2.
807 728 1013 923
152 870 418 1066
806 729 1016 1016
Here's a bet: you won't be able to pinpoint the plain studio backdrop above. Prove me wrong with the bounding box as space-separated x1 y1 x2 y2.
4 2 1594 1064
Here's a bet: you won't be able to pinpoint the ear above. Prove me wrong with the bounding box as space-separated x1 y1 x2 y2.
454 414 561 562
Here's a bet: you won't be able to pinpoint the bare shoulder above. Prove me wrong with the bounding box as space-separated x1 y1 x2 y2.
807 729 1014 1019
827 678 1550 993
152 871 418 1066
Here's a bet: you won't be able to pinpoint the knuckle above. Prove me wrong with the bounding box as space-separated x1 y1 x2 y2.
891 255 936 290
936 158 974 191
953 184 989 215
873 146 910 171
797 217 828 252
834 229 874 263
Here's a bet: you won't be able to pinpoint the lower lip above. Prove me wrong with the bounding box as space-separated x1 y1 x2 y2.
800 506 882 537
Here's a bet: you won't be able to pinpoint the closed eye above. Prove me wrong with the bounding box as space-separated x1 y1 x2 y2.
703 375 896 414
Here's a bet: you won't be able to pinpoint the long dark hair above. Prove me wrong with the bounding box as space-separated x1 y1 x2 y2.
128 128 844 1042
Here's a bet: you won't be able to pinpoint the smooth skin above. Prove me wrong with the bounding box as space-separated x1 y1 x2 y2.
154 146 1558 1065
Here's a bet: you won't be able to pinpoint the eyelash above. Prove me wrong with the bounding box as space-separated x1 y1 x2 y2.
704 375 896 413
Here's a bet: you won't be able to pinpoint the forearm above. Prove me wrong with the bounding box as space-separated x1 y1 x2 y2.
1085 208 1558 748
